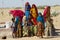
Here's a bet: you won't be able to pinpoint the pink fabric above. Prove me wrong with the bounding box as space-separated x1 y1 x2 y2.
10 10 24 21
32 18 37 25
43 6 49 21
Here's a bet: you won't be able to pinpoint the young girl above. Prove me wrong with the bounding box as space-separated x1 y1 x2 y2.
11 17 15 38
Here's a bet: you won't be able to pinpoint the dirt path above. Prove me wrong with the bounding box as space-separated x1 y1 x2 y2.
0 28 60 40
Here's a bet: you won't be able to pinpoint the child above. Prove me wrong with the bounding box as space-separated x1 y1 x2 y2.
11 17 15 38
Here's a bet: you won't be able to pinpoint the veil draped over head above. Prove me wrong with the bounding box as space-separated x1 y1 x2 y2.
43 6 50 21
10 10 24 22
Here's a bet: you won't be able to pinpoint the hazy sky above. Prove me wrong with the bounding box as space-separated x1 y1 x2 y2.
0 0 60 8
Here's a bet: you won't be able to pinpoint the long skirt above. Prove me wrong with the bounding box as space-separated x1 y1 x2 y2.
28 25 37 36
33 25 37 36
23 26 28 37
28 26 33 36
16 23 22 37
45 21 52 36
37 22 44 37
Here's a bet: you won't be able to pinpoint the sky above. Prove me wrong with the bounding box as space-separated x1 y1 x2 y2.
0 0 60 8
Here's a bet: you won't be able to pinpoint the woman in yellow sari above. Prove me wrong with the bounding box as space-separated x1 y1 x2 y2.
30 4 38 20
43 6 53 37
30 4 38 36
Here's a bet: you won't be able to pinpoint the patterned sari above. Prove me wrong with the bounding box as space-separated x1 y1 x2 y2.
37 13 44 37
37 22 44 38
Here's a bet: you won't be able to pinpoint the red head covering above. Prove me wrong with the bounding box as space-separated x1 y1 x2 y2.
10 10 24 21
43 6 50 21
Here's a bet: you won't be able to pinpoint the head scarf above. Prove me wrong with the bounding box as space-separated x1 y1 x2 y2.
37 12 45 28
30 4 38 19
43 6 50 21
37 12 44 23
32 4 38 15
10 10 24 22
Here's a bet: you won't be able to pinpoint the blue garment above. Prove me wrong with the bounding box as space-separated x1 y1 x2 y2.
15 17 19 31
25 5 31 21
15 17 19 24
37 16 43 22
37 16 45 28
25 11 30 20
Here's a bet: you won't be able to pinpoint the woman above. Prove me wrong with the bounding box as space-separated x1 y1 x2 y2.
30 4 38 25
37 13 44 38
30 4 38 36
25 2 31 21
43 6 52 37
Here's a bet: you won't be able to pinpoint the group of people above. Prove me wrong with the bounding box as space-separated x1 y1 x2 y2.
10 2 55 38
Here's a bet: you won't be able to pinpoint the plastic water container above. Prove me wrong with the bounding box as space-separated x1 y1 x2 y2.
5 22 12 29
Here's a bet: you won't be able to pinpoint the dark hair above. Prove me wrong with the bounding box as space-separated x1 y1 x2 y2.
48 6 50 8
12 18 15 21
32 4 38 16
46 6 50 9
39 12 42 15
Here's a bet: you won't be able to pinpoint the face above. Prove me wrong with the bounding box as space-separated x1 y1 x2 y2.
32 5 35 8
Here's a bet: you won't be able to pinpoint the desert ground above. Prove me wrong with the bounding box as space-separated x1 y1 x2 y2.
0 6 60 40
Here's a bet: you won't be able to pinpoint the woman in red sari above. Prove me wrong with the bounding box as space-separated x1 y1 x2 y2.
43 6 53 37
43 6 50 22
